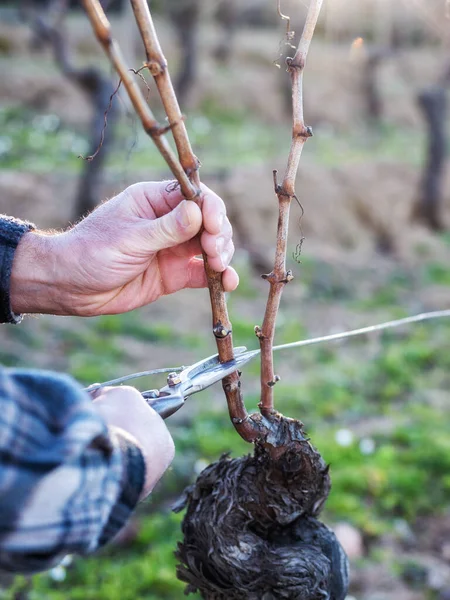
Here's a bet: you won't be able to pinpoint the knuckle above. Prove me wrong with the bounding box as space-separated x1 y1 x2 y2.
163 429 175 453
121 385 140 395
201 184 226 211
152 218 178 245
124 182 143 198
202 233 216 254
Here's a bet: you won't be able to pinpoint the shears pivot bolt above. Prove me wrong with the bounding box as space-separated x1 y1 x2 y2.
167 372 182 386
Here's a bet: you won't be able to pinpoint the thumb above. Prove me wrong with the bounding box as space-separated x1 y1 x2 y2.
142 200 202 252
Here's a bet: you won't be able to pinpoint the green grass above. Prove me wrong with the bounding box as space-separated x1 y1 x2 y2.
7 308 450 597
0 106 86 173
311 121 427 168
3 253 450 598
3 99 450 598
0 102 432 180
0 103 284 177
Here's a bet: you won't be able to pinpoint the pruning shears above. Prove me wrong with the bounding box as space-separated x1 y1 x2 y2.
141 347 260 419
86 347 260 419
85 309 450 419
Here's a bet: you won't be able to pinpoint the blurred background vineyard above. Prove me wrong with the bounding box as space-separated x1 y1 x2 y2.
2 0 450 598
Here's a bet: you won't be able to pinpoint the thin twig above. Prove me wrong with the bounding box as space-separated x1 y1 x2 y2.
258 0 323 416
86 308 450 390
22 0 119 216
81 0 194 198
130 0 199 177
84 366 185 391
78 78 122 161
277 0 292 37
129 0 258 442
130 66 152 102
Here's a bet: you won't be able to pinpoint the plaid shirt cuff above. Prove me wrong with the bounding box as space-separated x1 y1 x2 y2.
98 427 146 546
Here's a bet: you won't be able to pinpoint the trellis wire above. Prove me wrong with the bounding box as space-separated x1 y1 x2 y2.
87 309 450 389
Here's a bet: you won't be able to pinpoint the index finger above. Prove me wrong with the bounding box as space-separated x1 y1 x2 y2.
126 181 227 228
156 181 228 236
125 181 185 219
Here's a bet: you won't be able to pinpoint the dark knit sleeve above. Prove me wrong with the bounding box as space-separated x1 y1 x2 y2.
0 215 35 324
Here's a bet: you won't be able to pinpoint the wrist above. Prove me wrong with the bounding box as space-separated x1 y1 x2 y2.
10 231 64 315
92 388 175 500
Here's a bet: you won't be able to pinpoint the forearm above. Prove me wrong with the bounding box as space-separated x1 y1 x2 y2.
10 230 65 315
0 214 70 318
1 214 87 318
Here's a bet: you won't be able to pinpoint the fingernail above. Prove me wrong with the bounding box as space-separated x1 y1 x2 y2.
218 212 225 230
215 236 225 255
176 201 191 229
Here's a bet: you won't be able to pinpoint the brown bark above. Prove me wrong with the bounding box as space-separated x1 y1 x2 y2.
83 0 260 442
415 86 447 231
21 0 119 218
258 0 323 415
166 0 201 105
363 48 391 125
130 0 262 442
168 4 349 596
82 0 194 197
214 0 238 64
174 418 347 599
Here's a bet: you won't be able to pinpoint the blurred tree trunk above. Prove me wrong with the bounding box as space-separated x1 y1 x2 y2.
74 72 118 217
363 49 391 125
167 0 201 108
117 0 137 75
374 0 394 48
20 0 119 218
415 86 447 231
167 0 240 107
214 0 238 64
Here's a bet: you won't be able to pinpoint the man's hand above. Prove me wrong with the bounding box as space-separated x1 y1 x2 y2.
91 385 174 500
10 181 238 316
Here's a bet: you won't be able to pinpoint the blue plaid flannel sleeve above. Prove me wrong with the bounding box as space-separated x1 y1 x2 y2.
0 367 146 574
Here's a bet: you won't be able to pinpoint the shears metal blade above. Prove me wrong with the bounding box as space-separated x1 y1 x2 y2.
142 346 259 419
86 309 450 419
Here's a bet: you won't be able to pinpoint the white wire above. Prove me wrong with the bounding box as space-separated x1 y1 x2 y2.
272 309 450 353
85 366 185 391
86 309 450 389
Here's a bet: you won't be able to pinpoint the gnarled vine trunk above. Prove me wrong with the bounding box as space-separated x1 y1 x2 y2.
175 416 349 599
82 1 350 597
